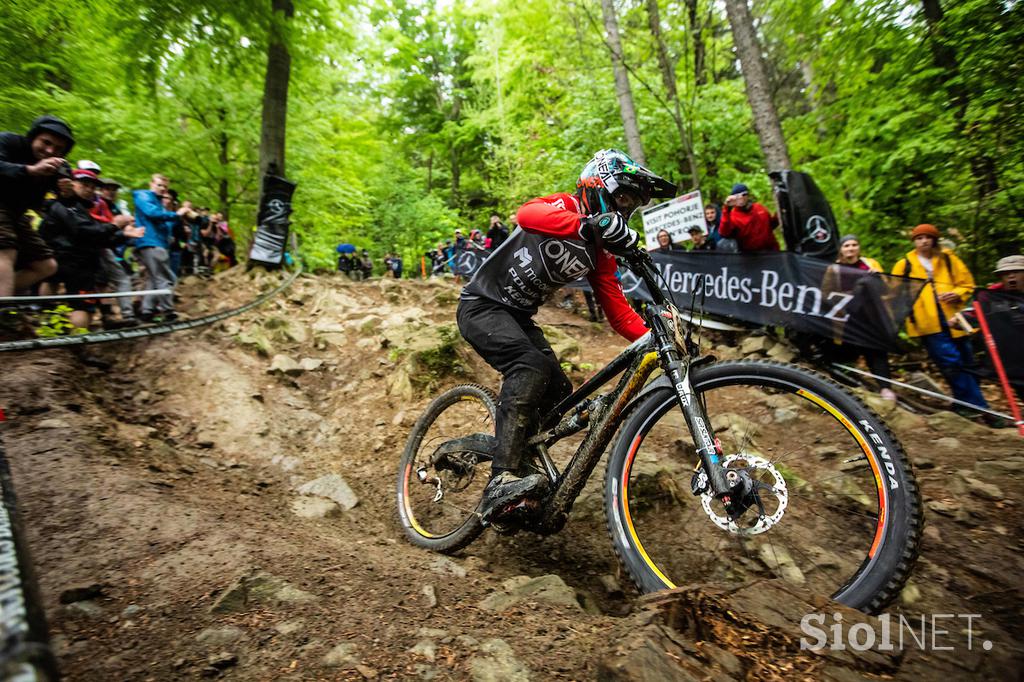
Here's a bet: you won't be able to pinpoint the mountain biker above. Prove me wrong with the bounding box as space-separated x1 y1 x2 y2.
456 149 676 524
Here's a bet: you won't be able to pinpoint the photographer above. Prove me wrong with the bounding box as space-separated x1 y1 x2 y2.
40 169 143 330
719 182 780 252
0 115 75 298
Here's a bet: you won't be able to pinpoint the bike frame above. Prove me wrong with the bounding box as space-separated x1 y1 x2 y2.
528 251 733 535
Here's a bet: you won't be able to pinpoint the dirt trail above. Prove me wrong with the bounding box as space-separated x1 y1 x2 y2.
1 271 1021 680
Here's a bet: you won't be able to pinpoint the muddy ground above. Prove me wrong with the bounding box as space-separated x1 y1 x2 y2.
1 271 1021 680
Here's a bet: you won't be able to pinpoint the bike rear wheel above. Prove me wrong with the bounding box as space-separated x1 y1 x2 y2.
604 360 922 613
396 384 495 553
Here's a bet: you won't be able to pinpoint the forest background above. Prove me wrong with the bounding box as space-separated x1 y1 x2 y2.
2 0 1020 275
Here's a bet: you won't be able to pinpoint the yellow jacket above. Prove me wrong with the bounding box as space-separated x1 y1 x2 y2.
892 249 975 338
860 257 882 272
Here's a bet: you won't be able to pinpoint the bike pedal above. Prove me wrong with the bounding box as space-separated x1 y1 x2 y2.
485 498 541 532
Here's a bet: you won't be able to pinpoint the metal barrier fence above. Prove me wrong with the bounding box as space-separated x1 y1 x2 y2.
0 267 300 353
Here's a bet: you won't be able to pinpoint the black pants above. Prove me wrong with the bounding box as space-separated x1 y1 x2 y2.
457 297 573 473
826 342 892 391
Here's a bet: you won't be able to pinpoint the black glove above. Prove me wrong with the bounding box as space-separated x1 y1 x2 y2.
583 212 639 255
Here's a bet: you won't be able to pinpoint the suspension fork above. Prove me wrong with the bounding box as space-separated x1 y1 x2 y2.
650 318 732 498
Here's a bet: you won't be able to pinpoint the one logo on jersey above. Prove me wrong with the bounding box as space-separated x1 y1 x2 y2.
540 240 590 282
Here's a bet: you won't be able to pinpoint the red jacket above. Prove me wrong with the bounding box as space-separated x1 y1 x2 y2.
719 202 780 252
515 193 648 341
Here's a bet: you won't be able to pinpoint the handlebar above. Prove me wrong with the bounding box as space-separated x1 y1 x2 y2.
617 248 669 307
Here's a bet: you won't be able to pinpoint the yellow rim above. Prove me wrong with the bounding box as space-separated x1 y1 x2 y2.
796 389 886 557
621 384 888 589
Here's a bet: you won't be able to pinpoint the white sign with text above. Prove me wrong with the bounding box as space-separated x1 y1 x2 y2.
640 190 705 250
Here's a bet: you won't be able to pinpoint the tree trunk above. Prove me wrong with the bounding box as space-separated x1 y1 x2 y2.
722 0 791 171
920 0 998 199
450 146 460 201
449 97 462 201
217 108 230 220
425 151 433 193
645 0 699 188
600 0 646 165
684 0 706 86
258 0 293 187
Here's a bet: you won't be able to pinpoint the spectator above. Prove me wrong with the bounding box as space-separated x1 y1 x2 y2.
165 191 188 279
180 203 206 275
133 173 188 322
719 182 780 252
0 116 72 298
824 235 895 400
94 177 138 326
487 213 509 250
359 249 373 279
429 243 447 276
337 251 353 276
892 224 989 414
387 252 403 279
990 255 1023 292
453 230 467 251
202 212 222 268
443 239 456 270
39 169 143 330
687 226 715 251
704 203 722 245
215 214 237 268
651 229 683 253
982 255 1024 405
468 229 487 251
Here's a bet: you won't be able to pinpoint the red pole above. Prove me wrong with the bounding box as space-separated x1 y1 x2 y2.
974 292 1024 436
421 256 426 279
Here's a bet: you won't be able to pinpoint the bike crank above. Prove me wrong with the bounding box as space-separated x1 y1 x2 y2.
698 454 789 535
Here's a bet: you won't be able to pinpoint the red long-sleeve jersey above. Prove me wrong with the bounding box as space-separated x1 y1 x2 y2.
461 193 648 342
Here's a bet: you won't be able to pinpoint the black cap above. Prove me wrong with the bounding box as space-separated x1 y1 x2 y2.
26 115 76 153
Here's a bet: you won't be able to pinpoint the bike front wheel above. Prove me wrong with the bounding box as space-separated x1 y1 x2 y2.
396 384 495 553
604 360 922 613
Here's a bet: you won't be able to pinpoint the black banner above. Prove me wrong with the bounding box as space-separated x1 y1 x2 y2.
453 249 925 352
770 170 840 261
248 174 297 268
975 289 1024 385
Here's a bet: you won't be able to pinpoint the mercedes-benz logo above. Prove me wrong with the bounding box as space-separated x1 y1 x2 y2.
456 250 478 274
805 215 831 243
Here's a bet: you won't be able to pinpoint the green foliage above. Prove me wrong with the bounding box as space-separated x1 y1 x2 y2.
408 325 467 392
1 0 1018 280
35 305 83 337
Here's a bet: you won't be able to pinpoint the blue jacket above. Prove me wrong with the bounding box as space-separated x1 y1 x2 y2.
132 189 180 249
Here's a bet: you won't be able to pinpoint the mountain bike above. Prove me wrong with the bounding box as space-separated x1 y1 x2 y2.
395 248 922 613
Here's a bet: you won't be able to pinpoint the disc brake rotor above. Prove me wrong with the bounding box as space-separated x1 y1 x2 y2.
700 454 788 535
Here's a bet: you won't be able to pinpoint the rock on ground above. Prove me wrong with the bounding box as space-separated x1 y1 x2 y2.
290 496 341 519
469 639 531 682
295 473 359 510
478 574 583 613
322 642 360 667
268 354 302 375
210 569 318 613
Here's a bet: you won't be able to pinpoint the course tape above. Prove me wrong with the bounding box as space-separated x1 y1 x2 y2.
0 439 60 680
0 266 301 353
